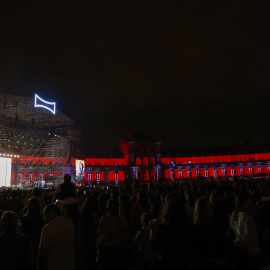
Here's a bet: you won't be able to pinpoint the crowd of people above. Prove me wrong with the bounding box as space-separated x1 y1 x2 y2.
1 175 270 269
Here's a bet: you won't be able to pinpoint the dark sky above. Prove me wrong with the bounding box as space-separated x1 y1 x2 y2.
1 1 270 154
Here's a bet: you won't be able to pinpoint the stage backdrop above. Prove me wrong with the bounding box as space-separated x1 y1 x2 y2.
0 157 11 187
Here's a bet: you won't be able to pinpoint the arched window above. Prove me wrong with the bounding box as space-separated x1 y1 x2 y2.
150 157 155 166
118 170 125 181
137 170 142 181
144 169 149 181
150 169 156 181
164 169 170 179
136 157 142 166
109 171 115 181
143 157 148 166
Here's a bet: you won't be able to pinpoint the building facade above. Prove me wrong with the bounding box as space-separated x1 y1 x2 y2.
1 94 270 186
82 132 270 183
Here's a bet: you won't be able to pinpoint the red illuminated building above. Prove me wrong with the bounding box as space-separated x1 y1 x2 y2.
1 94 270 186
83 132 270 183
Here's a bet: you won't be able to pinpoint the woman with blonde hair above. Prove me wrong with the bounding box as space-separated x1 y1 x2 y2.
194 196 213 227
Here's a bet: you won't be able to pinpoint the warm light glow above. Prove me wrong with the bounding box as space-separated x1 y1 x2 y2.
34 94 56 114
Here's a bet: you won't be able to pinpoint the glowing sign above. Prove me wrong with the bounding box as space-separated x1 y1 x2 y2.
34 94 56 114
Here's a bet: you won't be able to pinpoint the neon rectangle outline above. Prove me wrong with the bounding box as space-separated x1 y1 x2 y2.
34 94 56 114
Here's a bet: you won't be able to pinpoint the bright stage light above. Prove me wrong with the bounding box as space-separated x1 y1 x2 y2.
0 153 20 158
0 157 11 187
34 94 56 114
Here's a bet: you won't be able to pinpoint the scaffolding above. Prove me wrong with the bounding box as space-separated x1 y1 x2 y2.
0 93 81 185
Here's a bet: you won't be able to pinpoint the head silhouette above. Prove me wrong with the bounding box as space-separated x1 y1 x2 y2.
64 174 72 183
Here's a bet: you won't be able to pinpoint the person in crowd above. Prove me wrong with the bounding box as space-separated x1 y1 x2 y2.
32 188 46 212
119 193 132 225
2 177 270 270
20 197 44 255
193 196 223 269
0 210 3 234
45 174 79 227
96 199 129 270
151 194 192 269
131 190 149 235
98 191 110 216
185 190 195 223
38 204 75 270
77 195 100 269
4 190 23 215
209 190 229 238
109 187 119 201
133 212 154 269
0 191 8 210
223 186 236 217
230 190 262 269
132 179 141 200
149 196 162 219
0 211 36 270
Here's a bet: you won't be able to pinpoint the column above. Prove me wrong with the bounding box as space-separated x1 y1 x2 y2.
133 168 137 179
115 172 119 185
213 169 217 179
205 169 208 177
240 168 243 175
249 167 252 175
258 167 261 174
179 170 183 178
231 169 234 176
222 169 225 176
196 170 199 177
105 171 109 184
170 170 173 180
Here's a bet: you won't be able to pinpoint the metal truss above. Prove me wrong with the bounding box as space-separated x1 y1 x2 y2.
0 93 81 184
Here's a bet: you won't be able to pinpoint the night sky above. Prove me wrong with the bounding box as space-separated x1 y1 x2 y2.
1 1 270 154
